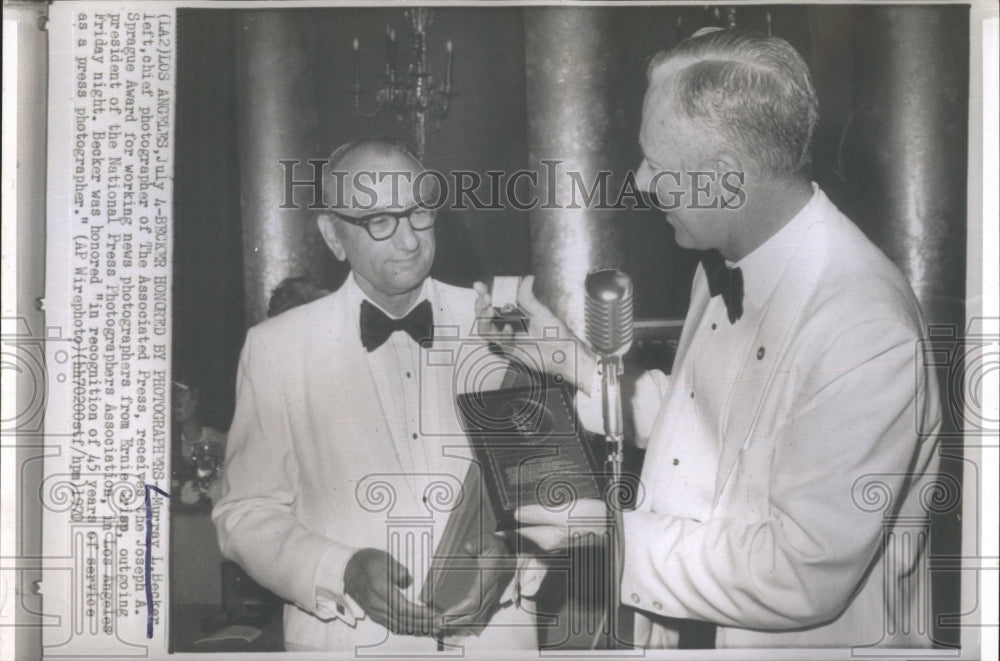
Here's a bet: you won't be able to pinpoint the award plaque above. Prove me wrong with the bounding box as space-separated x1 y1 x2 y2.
421 384 602 617
456 384 603 531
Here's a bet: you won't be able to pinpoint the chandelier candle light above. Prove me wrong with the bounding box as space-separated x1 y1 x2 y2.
352 8 454 160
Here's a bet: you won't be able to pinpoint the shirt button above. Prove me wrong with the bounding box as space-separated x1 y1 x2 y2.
406 371 412 378
631 593 640 604
757 347 766 360
690 391 695 398
412 433 418 439
653 601 663 611
711 323 717 330
673 458 679 466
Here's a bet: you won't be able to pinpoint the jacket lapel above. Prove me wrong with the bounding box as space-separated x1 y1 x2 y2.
673 265 712 370
420 281 474 472
713 249 824 503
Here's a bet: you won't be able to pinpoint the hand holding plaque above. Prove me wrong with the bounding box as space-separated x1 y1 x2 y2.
345 548 441 637
514 498 609 552
472 277 529 339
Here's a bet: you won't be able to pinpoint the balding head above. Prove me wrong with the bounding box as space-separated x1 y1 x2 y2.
322 137 425 211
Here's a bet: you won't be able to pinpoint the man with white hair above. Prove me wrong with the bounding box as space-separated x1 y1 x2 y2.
506 29 942 649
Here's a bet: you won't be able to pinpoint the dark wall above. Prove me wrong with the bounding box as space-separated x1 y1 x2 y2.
173 10 244 430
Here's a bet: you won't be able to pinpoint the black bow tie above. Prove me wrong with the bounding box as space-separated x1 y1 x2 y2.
360 299 434 352
702 250 744 324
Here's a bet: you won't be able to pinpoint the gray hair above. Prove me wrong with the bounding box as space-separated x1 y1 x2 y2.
648 30 819 178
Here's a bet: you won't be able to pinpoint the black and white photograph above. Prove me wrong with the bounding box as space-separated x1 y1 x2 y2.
2 1 997 660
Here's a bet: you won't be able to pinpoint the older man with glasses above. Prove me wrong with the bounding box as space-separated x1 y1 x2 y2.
213 137 539 652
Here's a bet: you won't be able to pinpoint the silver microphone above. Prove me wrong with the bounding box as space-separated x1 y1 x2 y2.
584 269 633 651
584 269 634 450
585 269 634 360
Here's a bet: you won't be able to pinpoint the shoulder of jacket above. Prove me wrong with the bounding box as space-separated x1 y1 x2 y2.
246 288 343 347
432 279 476 302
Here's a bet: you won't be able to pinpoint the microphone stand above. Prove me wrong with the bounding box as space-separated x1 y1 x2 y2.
584 267 634 650
598 354 626 650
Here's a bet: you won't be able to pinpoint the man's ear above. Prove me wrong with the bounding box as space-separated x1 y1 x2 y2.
712 150 751 210
317 214 347 262
713 149 744 180
696 147 744 181
694 148 747 205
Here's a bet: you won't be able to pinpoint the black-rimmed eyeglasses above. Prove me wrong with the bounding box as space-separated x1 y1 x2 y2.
332 205 437 241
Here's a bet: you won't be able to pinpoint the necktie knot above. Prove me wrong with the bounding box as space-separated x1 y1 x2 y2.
702 250 744 324
360 299 434 352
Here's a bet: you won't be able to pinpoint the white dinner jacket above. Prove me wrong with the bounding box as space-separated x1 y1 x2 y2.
586 189 942 648
213 278 520 651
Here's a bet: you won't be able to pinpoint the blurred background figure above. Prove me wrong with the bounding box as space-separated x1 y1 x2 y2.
266 276 332 318
172 370 228 505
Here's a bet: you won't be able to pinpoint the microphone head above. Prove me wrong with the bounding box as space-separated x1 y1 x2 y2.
585 269 634 358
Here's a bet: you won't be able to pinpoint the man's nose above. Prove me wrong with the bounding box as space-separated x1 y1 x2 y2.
393 215 420 251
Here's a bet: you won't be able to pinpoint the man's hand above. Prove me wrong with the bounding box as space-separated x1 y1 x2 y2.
343 548 441 637
473 276 598 393
514 498 609 552
438 534 516 638
472 281 501 339
517 276 599 392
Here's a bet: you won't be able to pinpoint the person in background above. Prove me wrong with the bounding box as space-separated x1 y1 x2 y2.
266 276 332 318
172 372 227 506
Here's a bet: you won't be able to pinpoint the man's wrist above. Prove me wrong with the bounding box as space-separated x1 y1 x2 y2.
315 544 364 621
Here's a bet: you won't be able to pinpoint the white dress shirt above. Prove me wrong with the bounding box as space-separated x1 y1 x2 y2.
579 185 941 648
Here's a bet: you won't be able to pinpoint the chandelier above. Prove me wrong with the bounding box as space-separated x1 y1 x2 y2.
352 8 454 160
